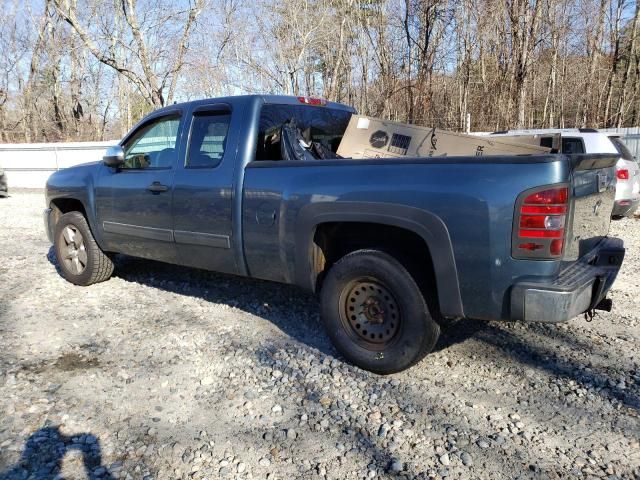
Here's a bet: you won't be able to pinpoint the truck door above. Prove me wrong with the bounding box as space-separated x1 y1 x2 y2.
171 103 239 274
95 111 182 263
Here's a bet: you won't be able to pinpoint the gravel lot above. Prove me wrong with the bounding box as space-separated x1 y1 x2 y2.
0 190 639 480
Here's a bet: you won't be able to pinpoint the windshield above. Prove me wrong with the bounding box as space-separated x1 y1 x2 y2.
609 137 636 162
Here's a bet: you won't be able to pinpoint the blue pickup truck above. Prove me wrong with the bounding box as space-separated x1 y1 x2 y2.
44 95 625 373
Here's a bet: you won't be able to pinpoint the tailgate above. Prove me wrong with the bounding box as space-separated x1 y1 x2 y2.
564 154 618 260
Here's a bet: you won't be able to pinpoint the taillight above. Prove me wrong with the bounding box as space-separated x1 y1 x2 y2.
513 186 569 259
617 169 629 180
297 96 327 106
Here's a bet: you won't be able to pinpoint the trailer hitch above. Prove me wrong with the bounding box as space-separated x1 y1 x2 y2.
594 297 613 312
584 297 613 322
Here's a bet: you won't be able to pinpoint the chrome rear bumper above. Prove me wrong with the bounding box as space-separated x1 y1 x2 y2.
510 237 625 322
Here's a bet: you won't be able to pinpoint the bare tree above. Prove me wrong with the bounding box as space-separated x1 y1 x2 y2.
506 0 543 128
616 1 639 126
53 0 204 107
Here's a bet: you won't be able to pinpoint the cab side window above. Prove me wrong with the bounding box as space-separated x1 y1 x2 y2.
186 111 231 168
122 115 181 169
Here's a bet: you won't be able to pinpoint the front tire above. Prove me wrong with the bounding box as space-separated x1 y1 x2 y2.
320 249 440 374
54 211 114 286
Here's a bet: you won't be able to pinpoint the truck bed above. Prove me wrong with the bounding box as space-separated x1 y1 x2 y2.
242 153 618 321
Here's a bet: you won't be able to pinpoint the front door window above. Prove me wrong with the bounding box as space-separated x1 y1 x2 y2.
122 115 181 169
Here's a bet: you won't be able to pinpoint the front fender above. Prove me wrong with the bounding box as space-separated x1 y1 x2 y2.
45 163 103 248
294 201 465 319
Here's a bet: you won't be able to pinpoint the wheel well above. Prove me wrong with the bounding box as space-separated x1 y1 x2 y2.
312 222 441 318
50 198 87 225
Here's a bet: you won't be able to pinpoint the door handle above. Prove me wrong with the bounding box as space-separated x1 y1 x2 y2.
147 182 169 193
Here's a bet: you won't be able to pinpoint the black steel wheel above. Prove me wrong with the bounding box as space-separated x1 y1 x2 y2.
321 249 440 374
339 278 402 350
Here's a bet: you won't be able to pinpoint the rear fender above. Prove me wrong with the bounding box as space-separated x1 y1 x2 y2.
295 202 464 319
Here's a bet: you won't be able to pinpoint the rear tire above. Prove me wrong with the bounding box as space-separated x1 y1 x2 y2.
320 249 440 374
54 211 114 286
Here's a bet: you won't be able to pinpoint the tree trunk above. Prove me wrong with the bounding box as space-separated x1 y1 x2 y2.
616 2 639 127
581 0 606 127
602 0 624 127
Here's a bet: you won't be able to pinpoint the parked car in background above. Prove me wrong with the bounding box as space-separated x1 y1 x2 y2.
489 128 640 219
0 169 7 197
606 134 640 218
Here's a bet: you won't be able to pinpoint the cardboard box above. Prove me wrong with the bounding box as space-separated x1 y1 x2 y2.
337 116 551 158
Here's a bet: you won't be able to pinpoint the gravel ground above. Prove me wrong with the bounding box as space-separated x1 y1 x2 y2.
0 190 639 480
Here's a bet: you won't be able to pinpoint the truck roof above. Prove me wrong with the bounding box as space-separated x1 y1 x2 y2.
155 94 355 115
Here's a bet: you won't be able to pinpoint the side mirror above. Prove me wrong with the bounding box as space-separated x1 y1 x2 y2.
103 145 125 168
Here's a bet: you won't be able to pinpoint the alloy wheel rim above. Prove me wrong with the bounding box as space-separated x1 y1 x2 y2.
60 225 87 275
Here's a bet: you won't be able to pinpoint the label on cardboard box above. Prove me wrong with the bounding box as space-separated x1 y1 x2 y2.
356 117 370 129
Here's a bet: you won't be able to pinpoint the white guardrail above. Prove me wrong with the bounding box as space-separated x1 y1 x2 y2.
0 141 117 189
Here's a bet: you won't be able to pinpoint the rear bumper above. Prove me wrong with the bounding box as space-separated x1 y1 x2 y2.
44 208 54 243
510 237 625 323
612 198 639 218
